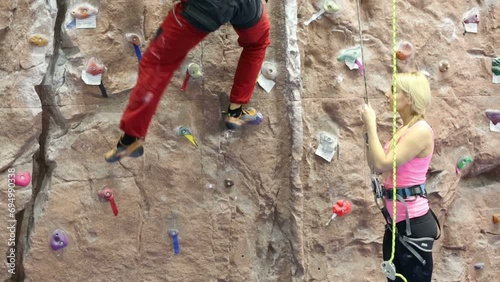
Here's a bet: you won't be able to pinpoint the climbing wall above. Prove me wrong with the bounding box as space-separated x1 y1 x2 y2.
0 0 499 281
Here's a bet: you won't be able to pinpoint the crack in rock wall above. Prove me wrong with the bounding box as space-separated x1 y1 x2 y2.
0 0 499 281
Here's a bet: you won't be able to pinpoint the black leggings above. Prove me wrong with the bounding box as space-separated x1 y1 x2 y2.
382 210 439 282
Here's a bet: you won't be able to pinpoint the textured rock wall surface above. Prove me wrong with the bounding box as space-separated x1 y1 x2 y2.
0 0 498 281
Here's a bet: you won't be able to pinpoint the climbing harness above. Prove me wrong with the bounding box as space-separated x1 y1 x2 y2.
355 0 440 280
376 184 442 266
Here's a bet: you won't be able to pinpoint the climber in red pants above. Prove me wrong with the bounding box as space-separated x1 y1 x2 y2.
105 0 271 162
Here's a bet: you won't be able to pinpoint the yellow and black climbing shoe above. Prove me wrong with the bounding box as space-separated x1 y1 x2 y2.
105 137 144 163
224 107 264 130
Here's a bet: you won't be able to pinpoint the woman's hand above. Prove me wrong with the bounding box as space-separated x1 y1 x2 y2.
360 103 377 129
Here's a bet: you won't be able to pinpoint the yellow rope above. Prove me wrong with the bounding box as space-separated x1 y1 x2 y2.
354 0 407 278
391 0 407 281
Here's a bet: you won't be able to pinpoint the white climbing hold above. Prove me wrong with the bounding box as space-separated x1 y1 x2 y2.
474 263 485 270
261 61 278 80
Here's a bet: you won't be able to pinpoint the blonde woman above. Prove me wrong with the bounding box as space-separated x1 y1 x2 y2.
361 72 441 282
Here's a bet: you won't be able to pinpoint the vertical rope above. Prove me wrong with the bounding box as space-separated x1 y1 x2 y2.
390 1 408 281
355 0 369 104
354 1 406 279
390 0 398 263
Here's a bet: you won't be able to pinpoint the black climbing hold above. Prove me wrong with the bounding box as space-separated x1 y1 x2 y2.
224 178 234 188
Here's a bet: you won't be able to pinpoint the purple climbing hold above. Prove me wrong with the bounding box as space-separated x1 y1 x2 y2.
485 109 500 125
474 262 485 270
50 229 68 251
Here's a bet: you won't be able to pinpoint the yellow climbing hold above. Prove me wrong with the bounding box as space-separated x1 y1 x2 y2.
29 34 48 47
184 134 198 147
187 63 202 79
176 126 198 148
324 0 340 13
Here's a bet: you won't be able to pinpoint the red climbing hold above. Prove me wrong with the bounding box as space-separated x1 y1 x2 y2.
332 199 352 217
98 187 118 216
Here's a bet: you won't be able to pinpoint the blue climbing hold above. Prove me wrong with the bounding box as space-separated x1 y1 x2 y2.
133 45 142 61
66 19 76 29
168 229 180 255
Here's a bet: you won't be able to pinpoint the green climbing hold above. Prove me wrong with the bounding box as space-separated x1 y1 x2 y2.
492 66 500 76
337 46 361 63
492 58 500 67
323 0 340 13
457 156 473 171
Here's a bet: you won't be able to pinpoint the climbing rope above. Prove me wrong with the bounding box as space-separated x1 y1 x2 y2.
354 0 407 280
389 0 407 281
354 0 368 104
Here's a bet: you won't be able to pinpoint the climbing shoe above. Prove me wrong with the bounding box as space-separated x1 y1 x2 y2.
104 138 144 163
224 107 264 130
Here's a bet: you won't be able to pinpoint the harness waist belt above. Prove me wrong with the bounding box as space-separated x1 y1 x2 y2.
383 184 426 200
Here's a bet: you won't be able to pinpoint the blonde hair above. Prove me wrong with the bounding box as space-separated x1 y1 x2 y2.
395 72 431 126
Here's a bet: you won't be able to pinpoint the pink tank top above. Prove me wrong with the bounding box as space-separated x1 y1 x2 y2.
383 120 433 223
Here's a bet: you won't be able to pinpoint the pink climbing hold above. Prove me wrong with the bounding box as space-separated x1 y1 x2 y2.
355 59 365 76
13 172 31 187
85 57 105 76
70 4 98 19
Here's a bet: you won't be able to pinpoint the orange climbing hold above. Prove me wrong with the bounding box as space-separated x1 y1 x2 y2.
396 41 414 60
493 214 500 224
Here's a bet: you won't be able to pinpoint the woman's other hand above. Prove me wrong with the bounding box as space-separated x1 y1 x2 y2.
360 103 376 128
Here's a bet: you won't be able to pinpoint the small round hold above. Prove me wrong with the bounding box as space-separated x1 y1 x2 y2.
29 35 48 47
125 33 142 46
396 41 413 60
168 229 178 236
323 0 340 13
493 214 500 224
206 183 215 189
457 156 473 170
188 63 202 78
474 263 485 270
98 187 114 200
224 178 234 188
50 229 68 251
261 62 278 80
439 60 449 72
13 172 31 187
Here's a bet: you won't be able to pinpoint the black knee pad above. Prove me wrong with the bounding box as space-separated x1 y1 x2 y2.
154 27 163 40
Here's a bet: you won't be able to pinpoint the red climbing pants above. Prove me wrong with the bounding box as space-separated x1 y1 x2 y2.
120 3 271 138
